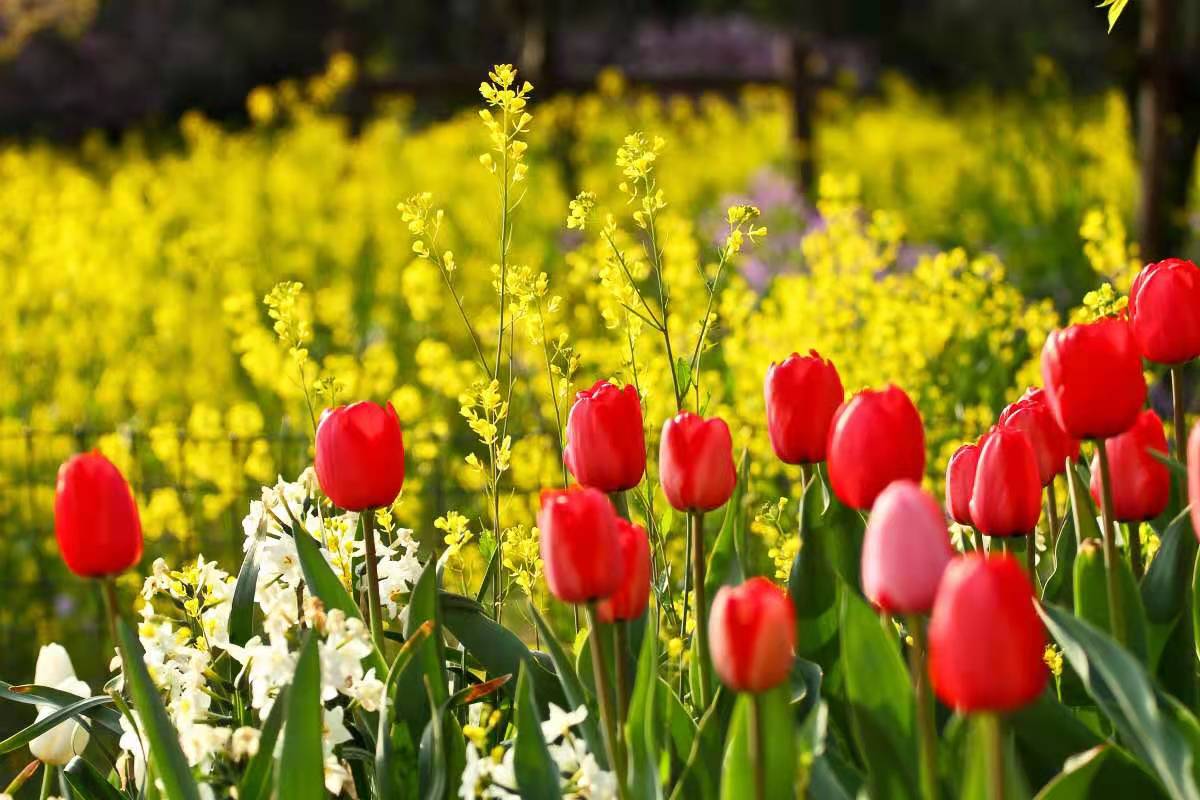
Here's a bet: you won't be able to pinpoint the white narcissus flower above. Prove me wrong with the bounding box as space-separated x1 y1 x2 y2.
28 643 90 765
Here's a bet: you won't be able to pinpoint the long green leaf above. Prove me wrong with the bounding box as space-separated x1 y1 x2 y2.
376 621 434 798
0 682 123 735
1142 510 1197 623
514 665 562 800
719 685 796 800
1067 462 1102 545
1033 746 1167 800
276 631 325 800
0 694 112 754
1039 603 1200 800
789 474 841 669
626 616 663 800
237 683 289 800
529 604 606 769
62 755 124 800
229 543 260 647
839 590 919 799
116 618 201 800
394 560 448 743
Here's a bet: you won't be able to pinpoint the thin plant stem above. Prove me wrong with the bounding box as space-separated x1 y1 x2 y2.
586 604 626 795
615 621 631 728
748 692 765 800
1045 480 1060 553
1095 440 1129 645
1172 365 1188 460
979 713 1005 800
690 510 713 711
101 576 121 654
1026 532 1038 588
906 615 939 800
678 512 693 697
361 511 387 652
39 761 52 800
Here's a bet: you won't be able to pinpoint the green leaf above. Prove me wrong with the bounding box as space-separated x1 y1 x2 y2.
276 631 324 800
719 685 796 800
1039 603 1200 800
0 694 112 754
674 357 693 399
514 665 562 800
1041 510 1078 607
839 590 919 799
626 616 663 800
441 592 564 712
0 682 123 735
237 683 289 800
1008 690 1103 787
1073 538 1149 662
115 618 201 800
229 542 260 647
394 560 449 744
62 756 124 800
1142 510 1198 624
668 689 733 800
292 520 386 676
529 605 606 767
377 621 435 798
1033 745 1167 800
789 475 841 668
954 715 1031 800
1067 462 1102 545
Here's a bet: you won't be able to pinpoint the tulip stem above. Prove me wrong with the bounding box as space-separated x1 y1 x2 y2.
610 490 631 520
748 692 765 800
38 761 52 800
1095 439 1129 646
361 511 387 653
1045 481 1060 553
586 603 626 794
979 713 1005 800
615 621 631 727
1172 365 1188 461
100 576 121 654
690 510 713 711
906 615 939 800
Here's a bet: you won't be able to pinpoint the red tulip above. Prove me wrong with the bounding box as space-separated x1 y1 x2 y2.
708 577 796 693
1128 258 1200 365
998 388 1080 486
969 427 1042 537
1089 410 1170 522
563 381 646 492
945 443 980 526
659 412 736 512
314 401 405 511
764 350 844 465
861 481 954 614
55 452 143 578
928 553 1048 712
538 488 622 603
1041 318 1147 440
827 385 926 510
1189 422 1200 542
596 519 652 623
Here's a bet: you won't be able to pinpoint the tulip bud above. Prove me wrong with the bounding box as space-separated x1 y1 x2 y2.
928 554 1048 712
1190 422 1200 542
1040 318 1147 440
998 388 1079 486
538 488 622 603
28 644 90 765
764 350 844 465
708 577 796 693
1128 258 1200 365
314 401 406 511
827 385 926 510
945 443 980 526
54 452 143 578
596 519 652 623
659 412 736 512
563 381 647 492
969 427 1042 538
1089 410 1170 522
861 481 954 614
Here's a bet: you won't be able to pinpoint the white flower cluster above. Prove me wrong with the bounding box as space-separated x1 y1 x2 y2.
460 704 618 800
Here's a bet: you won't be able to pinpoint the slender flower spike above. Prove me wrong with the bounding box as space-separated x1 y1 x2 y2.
764 350 845 465
1189 422 1200 541
928 553 1048 712
596 519 652 623
314 401 406 511
659 412 737 512
861 481 954 614
969 427 1043 538
563 380 646 492
945 443 980 526
1040 317 1147 440
1128 258 1200 365
28 644 90 765
54 452 143 578
1089 410 1170 522
538 487 622 603
826 385 926 510
708 577 796 693
998 388 1080 486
